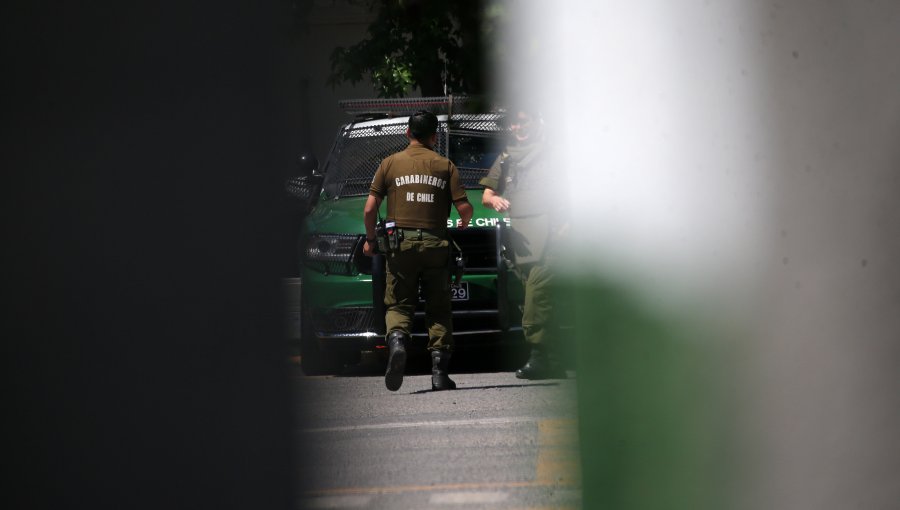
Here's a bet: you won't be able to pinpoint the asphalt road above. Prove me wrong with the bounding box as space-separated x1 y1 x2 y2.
291 353 581 510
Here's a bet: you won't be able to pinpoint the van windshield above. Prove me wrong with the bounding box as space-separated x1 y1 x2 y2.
321 115 506 198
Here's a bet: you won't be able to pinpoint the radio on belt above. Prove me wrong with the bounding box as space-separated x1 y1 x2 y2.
375 219 403 253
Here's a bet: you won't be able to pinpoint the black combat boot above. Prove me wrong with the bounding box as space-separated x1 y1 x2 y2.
431 349 456 391
384 330 408 391
515 346 566 380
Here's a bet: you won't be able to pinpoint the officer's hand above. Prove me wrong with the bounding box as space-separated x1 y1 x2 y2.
490 195 510 212
363 240 376 257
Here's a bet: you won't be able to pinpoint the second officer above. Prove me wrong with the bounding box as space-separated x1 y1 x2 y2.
363 110 473 392
481 106 566 380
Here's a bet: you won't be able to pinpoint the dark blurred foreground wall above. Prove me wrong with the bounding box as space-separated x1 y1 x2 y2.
2 2 303 508
293 0 376 167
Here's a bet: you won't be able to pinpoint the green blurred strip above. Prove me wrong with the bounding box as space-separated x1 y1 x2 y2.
567 274 734 510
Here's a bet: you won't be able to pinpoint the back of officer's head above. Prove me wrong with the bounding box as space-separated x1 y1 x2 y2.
408 110 439 143
503 105 540 127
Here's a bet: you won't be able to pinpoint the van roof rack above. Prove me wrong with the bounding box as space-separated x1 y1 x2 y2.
338 96 477 118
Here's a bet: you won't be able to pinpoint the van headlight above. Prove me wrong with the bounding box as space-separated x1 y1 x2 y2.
303 234 363 275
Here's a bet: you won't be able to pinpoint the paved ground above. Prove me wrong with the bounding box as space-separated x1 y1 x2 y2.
291 354 581 509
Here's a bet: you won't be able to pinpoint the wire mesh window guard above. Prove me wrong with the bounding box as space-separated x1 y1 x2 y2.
321 114 507 198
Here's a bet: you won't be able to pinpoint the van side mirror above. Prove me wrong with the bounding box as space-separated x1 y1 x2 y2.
296 152 318 178
285 151 323 209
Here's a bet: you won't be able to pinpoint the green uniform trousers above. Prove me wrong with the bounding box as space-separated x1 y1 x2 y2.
517 262 555 346
384 234 452 351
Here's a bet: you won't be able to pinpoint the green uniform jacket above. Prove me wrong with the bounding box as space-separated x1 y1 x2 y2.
370 141 467 230
480 141 555 265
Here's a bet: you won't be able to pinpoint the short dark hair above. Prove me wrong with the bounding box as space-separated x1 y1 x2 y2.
408 110 438 142
502 106 538 128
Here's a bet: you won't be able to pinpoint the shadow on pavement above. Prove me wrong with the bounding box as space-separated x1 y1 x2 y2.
335 341 532 377
407 381 562 395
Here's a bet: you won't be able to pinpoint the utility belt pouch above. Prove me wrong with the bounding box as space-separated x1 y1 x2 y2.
453 253 465 284
376 219 403 253
449 237 465 284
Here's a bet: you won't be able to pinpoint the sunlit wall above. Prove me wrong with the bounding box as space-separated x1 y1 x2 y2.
503 1 900 508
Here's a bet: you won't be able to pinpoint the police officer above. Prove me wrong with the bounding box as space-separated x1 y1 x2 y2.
480 107 566 380
363 110 473 391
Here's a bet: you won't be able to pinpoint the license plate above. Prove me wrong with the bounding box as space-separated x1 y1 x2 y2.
419 282 469 302
449 282 469 301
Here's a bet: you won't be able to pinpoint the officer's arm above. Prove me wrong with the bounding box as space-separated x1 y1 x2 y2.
363 194 382 256
482 187 510 212
454 199 473 229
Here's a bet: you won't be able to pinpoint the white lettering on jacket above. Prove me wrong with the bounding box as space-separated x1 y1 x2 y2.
395 174 446 189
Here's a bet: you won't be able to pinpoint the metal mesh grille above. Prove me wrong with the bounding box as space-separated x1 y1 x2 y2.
338 96 470 116
285 175 316 201
448 113 505 133
311 307 377 334
321 114 505 198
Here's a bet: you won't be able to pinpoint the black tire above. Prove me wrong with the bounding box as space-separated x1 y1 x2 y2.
300 339 343 375
372 253 387 336
299 320 343 375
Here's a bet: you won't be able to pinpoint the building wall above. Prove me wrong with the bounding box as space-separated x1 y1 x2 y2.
294 0 378 168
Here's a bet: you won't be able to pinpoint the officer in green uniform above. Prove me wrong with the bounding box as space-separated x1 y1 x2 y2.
480 107 566 380
363 111 473 391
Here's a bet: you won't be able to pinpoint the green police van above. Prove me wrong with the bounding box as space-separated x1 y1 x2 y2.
291 97 524 374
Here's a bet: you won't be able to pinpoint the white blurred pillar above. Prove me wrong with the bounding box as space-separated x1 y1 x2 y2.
513 1 900 508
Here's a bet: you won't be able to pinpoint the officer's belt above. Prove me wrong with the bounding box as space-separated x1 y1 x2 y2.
397 227 447 241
